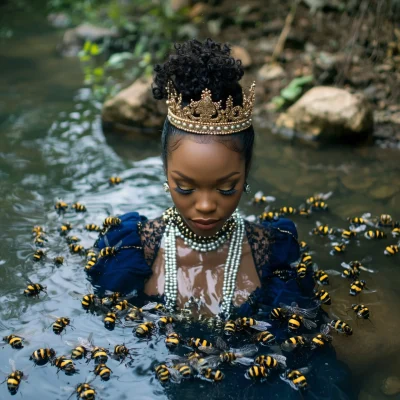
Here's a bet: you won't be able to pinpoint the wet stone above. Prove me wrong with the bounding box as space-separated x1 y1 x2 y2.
369 185 399 200
341 174 376 192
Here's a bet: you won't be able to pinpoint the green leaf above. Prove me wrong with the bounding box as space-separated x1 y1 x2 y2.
280 85 303 101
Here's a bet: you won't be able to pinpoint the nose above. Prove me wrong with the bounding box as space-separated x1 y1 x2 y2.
195 191 217 215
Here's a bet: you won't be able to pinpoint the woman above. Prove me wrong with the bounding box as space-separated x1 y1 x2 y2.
89 39 355 398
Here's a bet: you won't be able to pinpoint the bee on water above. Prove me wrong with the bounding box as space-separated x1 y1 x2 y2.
312 223 334 236
66 235 81 245
253 331 276 346
30 347 56 365
291 262 308 280
280 367 309 391
112 343 135 362
33 233 48 247
1 359 28 395
341 229 358 240
155 363 182 384
245 365 268 381
53 355 79 375
281 336 308 352
299 241 309 253
45 314 73 335
350 304 372 321
23 280 47 298
55 200 68 212
84 249 99 272
252 191 275 205
90 346 110 365
392 228 400 238
281 303 318 332
313 264 341 286
72 202 87 212
326 319 353 336
187 337 214 350
2 334 25 349
70 243 85 254
330 242 346 255
309 325 332 350
306 192 332 205
347 216 366 226
135 321 156 338
341 259 375 279
92 364 112 381
109 176 122 185
310 201 328 211
259 211 279 222
100 291 124 308
254 353 287 371
33 249 46 262
235 317 271 332
279 206 297 216
190 359 224 382
378 214 393 227
85 224 102 232
53 256 64 266
173 363 193 379
164 324 182 349
65 334 94 360
385 244 399 256
223 319 237 335
298 208 311 218
349 279 375 296
314 289 332 305
300 252 313 268
102 216 122 234
270 307 287 322
365 229 386 239
32 225 45 236
69 382 97 400
59 222 73 236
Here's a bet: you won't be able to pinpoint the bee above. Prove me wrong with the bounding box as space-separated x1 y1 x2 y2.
312 224 333 236
92 364 112 381
174 363 192 379
270 307 287 321
123 302 159 322
349 280 367 296
53 256 64 266
341 229 357 240
298 208 311 218
314 289 332 305
32 226 44 236
306 193 332 205
85 256 98 272
103 216 122 229
254 331 276 346
347 216 366 226
313 264 336 285
245 365 268 381
327 319 353 336
3 359 27 395
51 316 72 335
281 368 309 391
292 262 308 279
279 206 297 215
135 321 155 338
2 334 25 349
155 363 182 384
300 252 313 267
200 367 224 382
365 229 386 239
254 354 287 370
385 244 399 256
33 249 46 262
72 202 87 212
281 303 317 332
90 346 109 364
66 235 81 245
73 382 97 400
59 222 73 235
65 333 94 361
281 336 308 352
158 315 175 328
341 259 374 279
392 228 400 238
112 299 133 313
70 243 84 254
33 233 47 247
310 201 328 211
223 319 237 335
53 355 78 375
112 344 134 362
350 304 371 320
109 176 122 185
259 211 279 222
98 236 123 259
235 317 271 332
162 324 180 349
310 325 332 349
379 214 393 227
101 291 123 308
103 312 119 330
30 347 56 365
330 242 346 255
23 280 47 297
85 224 102 232
299 241 309 252
69 343 90 360
55 200 68 212
187 337 213 349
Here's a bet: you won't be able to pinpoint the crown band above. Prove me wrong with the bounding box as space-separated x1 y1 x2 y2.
166 81 255 135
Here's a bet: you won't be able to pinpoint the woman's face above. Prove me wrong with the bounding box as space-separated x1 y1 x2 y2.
166 136 246 237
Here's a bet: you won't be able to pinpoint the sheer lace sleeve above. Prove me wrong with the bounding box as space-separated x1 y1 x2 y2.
140 216 166 267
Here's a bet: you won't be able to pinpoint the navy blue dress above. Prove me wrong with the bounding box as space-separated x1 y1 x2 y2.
88 212 356 399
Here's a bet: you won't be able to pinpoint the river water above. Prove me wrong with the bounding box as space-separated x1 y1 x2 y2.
0 2 400 399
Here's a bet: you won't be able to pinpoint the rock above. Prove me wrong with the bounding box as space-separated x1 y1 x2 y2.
59 23 118 57
102 78 166 132
381 376 400 396
341 174 376 191
275 87 374 143
231 46 252 68
369 184 399 200
258 63 286 82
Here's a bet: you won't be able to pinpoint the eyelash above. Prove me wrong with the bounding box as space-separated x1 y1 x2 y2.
174 186 237 196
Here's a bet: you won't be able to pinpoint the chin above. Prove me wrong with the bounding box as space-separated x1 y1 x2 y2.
187 219 224 237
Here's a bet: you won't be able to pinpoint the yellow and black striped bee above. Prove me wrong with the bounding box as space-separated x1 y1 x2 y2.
379 214 393 227
235 317 271 332
2 334 25 349
103 312 118 330
51 316 72 335
187 337 213 349
53 256 64 266
351 304 371 320
103 216 122 229
299 241 309 253
157 315 175 328
69 243 84 254
341 259 374 279
112 344 134 362
292 262 308 279
310 325 332 349
330 242 346 255
155 363 182 384
23 280 47 297
310 201 328 211
91 346 109 364
112 299 132 313
135 321 155 338
385 244 399 256
201 367 224 382
74 382 97 400
270 307 287 321
279 206 297 215
53 355 78 375
33 249 46 262
365 229 386 239
82 293 99 310
245 365 268 381
254 354 287 370
282 303 317 332
254 331 276 346
33 233 47 247
312 224 333 236
72 202 87 212
55 200 68 212
223 319 237 335
259 211 279 222
313 264 336 286
85 256 98 272
32 225 45 236
392 228 400 238
165 324 181 349
109 176 122 185
341 229 357 240
59 222 72 236
306 194 325 205
349 279 367 296
30 347 56 365
92 364 112 381
4 360 27 395
65 333 93 360
101 291 123 308
85 224 102 232
347 216 365 226
281 368 309 391
174 363 192 379
300 253 313 267
281 335 308 352
327 319 353 336
66 235 81 245
298 208 311 218
314 289 332 305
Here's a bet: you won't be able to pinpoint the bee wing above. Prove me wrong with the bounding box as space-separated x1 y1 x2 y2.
78 333 94 349
9 359 16 372
320 324 330 335
215 336 229 351
359 266 375 273
297 366 311 375
235 344 258 357
141 312 158 322
168 367 182 384
254 191 263 200
200 356 220 369
234 357 254 366
293 306 318 319
281 342 298 352
280 374 300 391
264 196 276 202
198 346 219 355
302 318 317 330
250 324 269 332
255 320 272 328
324 269 341 276
165 324 175 335
141 302 159 311
43 313 59 321
114 240 123 251
352 225 367 233
363 289 377 294
103 235 110 247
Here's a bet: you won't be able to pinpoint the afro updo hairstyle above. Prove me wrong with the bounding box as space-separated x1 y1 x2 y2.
152 38 255 177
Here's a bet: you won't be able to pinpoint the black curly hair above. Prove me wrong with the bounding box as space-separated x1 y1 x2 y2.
152 38 255 177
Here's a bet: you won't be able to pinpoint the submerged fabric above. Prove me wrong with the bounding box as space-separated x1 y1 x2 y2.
88 211 357 399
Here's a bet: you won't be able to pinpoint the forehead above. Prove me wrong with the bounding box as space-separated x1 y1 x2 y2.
168 137 244 180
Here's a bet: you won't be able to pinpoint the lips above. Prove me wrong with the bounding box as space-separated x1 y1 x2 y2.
190 218 220 231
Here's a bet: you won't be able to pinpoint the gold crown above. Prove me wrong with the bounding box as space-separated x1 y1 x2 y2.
166 81 256 135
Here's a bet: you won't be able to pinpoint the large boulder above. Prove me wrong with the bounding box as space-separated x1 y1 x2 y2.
275 86 373 142
102 78 166 133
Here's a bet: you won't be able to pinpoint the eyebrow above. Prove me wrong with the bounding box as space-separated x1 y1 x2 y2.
171 170 241 183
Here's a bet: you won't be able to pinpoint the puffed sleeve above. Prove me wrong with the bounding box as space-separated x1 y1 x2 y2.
258 218 315 308
87 212 152 294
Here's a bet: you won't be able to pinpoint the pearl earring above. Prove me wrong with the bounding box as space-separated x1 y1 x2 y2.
163 182 170 192
244 183 251 194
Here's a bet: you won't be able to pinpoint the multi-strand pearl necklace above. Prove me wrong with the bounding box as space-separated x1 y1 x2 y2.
162 207 245 318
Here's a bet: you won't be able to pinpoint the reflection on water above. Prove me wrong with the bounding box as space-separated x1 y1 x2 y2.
0 2 400 400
